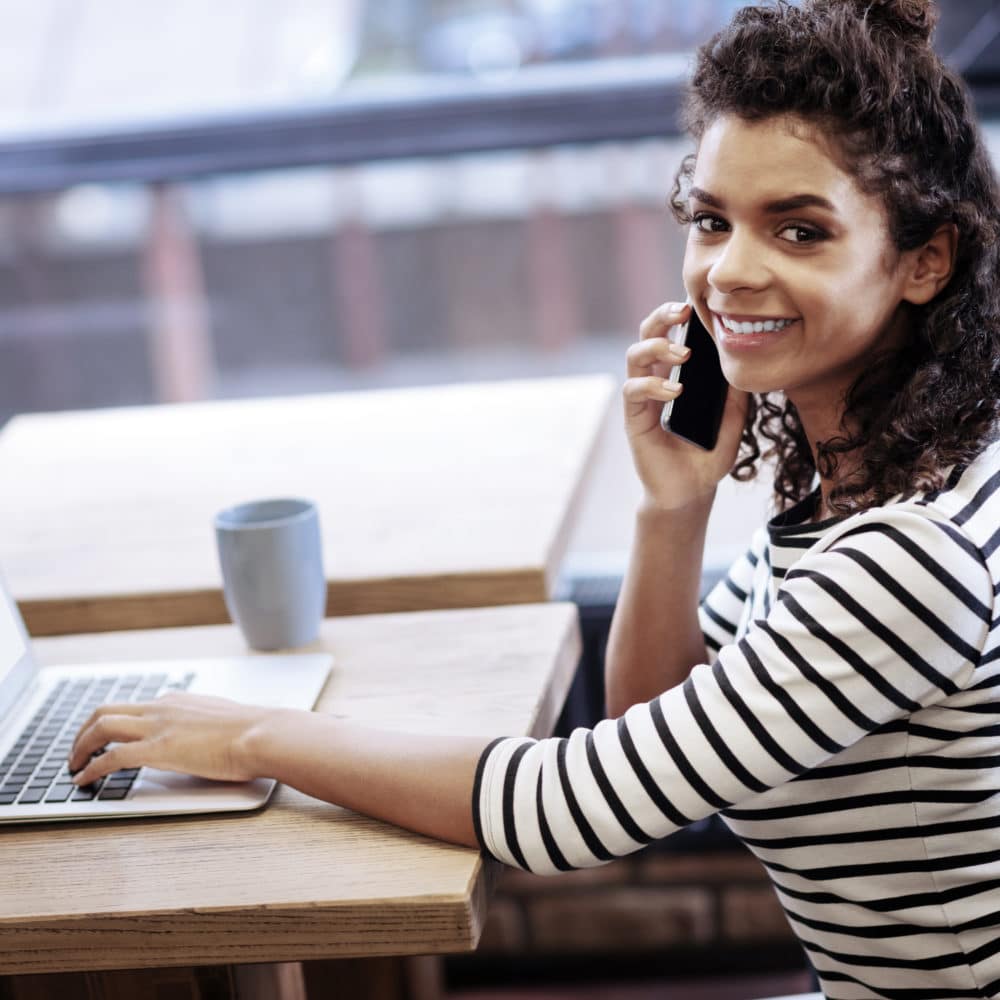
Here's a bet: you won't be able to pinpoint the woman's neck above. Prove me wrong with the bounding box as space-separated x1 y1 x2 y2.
812 491 836 523
792 395 859 525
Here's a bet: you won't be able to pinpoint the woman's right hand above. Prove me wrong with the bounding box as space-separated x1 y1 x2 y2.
68 692 277 786
624 301 747 511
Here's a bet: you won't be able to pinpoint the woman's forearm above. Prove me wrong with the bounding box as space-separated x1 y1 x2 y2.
241 709 490 848
604 497 713 717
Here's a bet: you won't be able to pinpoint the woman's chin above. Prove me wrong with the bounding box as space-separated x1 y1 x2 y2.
722 369 780 396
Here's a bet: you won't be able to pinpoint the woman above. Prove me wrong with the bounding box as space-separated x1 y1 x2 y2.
71 1 1000 995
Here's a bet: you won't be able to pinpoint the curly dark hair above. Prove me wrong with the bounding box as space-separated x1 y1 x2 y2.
669 0 1000 513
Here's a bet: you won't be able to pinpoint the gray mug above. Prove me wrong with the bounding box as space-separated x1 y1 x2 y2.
214 497 326 650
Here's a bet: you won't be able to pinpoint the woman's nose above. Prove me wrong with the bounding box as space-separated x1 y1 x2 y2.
707 230 770 294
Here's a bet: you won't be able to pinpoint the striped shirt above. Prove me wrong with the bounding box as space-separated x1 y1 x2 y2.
474 439 1000 1000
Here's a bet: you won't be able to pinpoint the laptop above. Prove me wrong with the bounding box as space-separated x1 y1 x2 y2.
0 571 332 824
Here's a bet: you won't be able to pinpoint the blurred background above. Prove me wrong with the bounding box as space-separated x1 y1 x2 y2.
0 0 758 576
4 0 1000 568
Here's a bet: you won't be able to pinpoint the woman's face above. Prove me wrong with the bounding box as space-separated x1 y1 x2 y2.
682 114 914 422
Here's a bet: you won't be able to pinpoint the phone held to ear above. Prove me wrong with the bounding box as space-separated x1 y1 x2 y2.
660 304 729 451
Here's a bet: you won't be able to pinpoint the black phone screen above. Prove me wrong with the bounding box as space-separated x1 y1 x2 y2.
660 308 729 451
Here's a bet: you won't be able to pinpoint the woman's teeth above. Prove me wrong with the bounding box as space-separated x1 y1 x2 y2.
721 316 795 334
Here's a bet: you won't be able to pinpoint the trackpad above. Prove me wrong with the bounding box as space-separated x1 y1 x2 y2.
132 768 272 804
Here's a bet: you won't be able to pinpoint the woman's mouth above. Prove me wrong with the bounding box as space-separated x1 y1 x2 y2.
713 312 799 347
717 314 798 334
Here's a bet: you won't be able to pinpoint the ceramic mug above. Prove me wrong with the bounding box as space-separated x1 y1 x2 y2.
214 497 325 650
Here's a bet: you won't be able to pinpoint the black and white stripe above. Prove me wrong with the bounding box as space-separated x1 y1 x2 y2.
475 440 1000 999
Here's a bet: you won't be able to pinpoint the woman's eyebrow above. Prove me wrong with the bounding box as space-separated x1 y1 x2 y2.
688 186 724 208
764 193 837 214
688 187 837 214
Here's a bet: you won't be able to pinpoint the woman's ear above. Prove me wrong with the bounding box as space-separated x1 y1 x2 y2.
902 223 958 305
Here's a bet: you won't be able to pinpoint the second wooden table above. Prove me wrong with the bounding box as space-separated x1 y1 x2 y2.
0 374 614 635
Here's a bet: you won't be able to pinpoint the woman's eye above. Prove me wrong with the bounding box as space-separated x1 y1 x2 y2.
692 213 728 233
778 224 825 244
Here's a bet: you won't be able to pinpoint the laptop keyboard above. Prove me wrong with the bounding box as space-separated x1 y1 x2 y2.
0 671 194 807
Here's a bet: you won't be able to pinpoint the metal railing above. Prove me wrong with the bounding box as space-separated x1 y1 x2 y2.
0 57 689 195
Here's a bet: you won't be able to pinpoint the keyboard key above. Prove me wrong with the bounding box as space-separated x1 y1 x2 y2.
70 787 97 801
98 786 130 800
18 788 45 804
44 784 76 802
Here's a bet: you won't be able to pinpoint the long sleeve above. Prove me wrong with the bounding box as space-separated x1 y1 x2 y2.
698 527 766 657
473 506 992 874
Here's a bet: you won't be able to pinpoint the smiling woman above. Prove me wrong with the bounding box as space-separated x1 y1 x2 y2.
669 0 1000 517
681 113 956 464
69 3 1000 998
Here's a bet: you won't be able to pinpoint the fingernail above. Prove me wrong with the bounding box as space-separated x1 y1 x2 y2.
670 344 691 359
661 302 687 317
662 379 681 390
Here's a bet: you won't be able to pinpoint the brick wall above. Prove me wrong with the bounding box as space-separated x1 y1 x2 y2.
477 845 797 959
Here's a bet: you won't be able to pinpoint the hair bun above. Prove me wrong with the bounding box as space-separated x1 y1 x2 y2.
866 0 937 40
814 0 938 42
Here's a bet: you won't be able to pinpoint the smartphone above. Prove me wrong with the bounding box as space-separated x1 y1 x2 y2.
659 304 729 450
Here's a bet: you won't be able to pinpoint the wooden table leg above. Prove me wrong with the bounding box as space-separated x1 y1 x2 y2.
301 956 443 1000
232 963 307 999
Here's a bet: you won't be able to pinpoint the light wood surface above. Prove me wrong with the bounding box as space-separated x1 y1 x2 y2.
0 375 614 635
0 601 580 974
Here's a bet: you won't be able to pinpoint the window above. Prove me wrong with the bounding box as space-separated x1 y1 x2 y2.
2 0 992 566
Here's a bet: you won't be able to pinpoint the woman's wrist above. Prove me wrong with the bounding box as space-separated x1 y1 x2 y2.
234 706 303 779
637 489 715 523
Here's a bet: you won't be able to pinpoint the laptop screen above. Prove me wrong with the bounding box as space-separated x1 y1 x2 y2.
0 572 37 724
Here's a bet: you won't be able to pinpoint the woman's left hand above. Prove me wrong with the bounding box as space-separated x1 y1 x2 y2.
68 692 276 786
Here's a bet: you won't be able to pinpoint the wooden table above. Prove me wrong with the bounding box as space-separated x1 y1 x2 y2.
0 601 581 998
0 375 614 636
